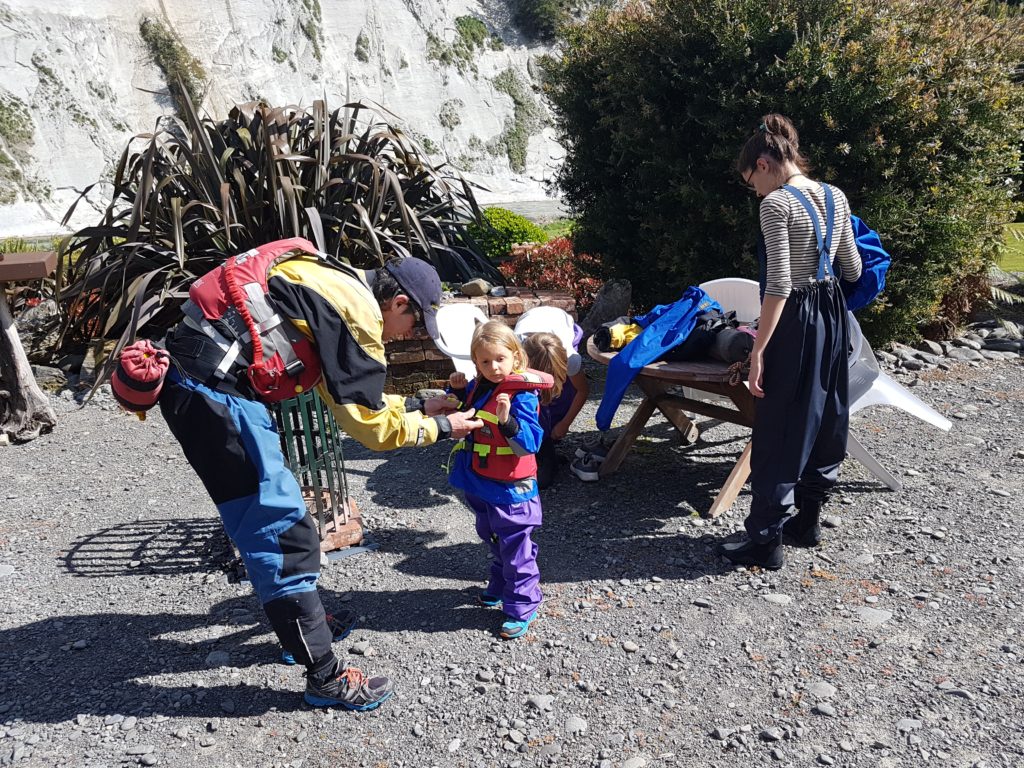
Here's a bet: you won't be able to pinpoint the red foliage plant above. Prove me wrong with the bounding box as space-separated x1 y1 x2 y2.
498 237 603 314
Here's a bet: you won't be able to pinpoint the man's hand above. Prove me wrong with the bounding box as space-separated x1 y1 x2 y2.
449 371 468 389
447 409 484 439
424 396 460 416
495 393 511 424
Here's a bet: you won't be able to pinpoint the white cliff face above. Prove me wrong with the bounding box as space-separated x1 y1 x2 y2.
0 0 564 237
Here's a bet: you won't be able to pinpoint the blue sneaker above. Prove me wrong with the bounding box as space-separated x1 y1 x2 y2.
304 666 394 711
499 610 538 640
476 593 501 608
281 610 357 665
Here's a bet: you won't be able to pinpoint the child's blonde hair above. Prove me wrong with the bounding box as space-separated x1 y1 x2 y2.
470 321 527 381
522 332 566 405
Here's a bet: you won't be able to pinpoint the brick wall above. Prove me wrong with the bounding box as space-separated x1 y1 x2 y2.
384 288 577 393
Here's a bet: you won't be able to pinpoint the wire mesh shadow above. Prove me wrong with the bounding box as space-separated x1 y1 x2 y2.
62 518 232 577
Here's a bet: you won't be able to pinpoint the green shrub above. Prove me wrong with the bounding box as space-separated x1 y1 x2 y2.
467 207 549 261
139 18 207 114
510 0 569 42
489 68 545 173
545 0 1024 343
355 31 370 63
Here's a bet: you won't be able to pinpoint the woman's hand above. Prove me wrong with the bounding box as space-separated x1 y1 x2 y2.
748 351 765 398
495 393 511 424
449 371 467 389
551 418 570 441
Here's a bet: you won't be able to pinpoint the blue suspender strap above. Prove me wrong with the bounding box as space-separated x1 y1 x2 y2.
783 184 836 281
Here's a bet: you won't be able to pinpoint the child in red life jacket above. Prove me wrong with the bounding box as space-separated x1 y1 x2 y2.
447 321 552 639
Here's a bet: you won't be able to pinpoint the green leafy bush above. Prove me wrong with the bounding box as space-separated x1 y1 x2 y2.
467 207 549 261
510 0 568 41
139 18 207 114
545 0 1024 343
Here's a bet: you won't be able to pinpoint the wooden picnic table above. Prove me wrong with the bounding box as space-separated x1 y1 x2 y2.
586 336 757 517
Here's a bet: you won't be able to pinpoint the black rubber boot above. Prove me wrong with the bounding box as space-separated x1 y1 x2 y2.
716 535 784 570
782 498 822 548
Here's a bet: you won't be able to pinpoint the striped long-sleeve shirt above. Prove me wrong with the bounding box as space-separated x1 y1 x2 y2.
759 183 862 299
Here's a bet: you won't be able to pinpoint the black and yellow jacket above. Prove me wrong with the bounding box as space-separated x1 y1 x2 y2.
264 256 444 451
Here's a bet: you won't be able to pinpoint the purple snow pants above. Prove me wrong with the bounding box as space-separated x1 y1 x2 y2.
464 492 543 621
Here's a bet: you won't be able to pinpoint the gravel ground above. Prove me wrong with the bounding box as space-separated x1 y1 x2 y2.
1 345 1022 768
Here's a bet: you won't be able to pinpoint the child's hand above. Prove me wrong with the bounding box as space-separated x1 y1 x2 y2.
495 393 511 424
449 371 468 389
551 418 570 441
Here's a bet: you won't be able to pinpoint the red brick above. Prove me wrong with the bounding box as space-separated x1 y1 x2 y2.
423 348 449 361
389 350 425 364
522 297 541 312
386 339 424 353
487 297 507 315
470 297 490 309
504 296 524 314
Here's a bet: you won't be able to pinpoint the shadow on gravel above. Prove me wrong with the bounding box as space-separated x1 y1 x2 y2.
61 518 232 578
0 594 317 724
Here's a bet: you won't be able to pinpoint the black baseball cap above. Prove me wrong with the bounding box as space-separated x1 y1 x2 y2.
384 258 443 339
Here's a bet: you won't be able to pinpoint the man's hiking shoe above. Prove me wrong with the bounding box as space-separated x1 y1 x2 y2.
716 535 784 570
782 500 822 548
570 454 601 482
304 666 394 711
281 610 357 665
500 610 538 640
476 593 502 608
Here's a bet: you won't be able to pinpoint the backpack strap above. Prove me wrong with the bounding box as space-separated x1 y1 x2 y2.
782 183 836 281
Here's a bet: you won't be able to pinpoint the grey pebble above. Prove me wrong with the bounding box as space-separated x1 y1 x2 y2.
125 745 153 755
204 650 230 667
813 703 837 717
566 715 587 736
140 755 158 767
622 758 647 768
806 681 837 699
527 694 554 711
760 727 784 742
622 640 640 653
350 640 372 655
762 593 792 606
412 723 424 737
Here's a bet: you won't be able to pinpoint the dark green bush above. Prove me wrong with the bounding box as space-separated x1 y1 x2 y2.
467 207 549 261
510 0 569 42
139 18 207 114
545 0 1024 343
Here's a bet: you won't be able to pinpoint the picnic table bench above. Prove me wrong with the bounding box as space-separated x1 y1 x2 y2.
586 336 757 517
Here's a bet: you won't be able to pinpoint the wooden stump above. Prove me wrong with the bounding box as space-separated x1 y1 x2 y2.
0 290 57 443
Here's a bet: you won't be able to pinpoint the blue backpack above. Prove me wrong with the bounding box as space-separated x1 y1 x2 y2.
759 185 891 312
843 213 890 311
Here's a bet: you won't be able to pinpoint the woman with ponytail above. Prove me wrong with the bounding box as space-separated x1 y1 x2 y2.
717 114 862 570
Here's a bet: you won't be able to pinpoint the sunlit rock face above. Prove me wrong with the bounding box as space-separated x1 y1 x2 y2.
0 0 563 236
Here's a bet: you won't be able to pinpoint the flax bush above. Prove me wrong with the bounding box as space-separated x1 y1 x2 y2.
545 0 1024 343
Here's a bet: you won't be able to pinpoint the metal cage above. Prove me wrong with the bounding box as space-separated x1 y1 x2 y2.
271 390 363 550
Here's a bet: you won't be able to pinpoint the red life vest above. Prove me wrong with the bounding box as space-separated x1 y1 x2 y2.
184 238 328 402
465 369 554 482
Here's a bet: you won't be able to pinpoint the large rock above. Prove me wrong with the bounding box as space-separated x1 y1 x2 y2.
581 280 632 335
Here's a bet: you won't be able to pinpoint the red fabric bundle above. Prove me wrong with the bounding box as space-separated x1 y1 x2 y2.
112 340 170 412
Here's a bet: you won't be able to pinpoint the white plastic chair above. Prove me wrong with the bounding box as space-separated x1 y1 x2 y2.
682 278 762 407
846 318 952 491
699 277 762 324
433 303 488 377
692 279 953 491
